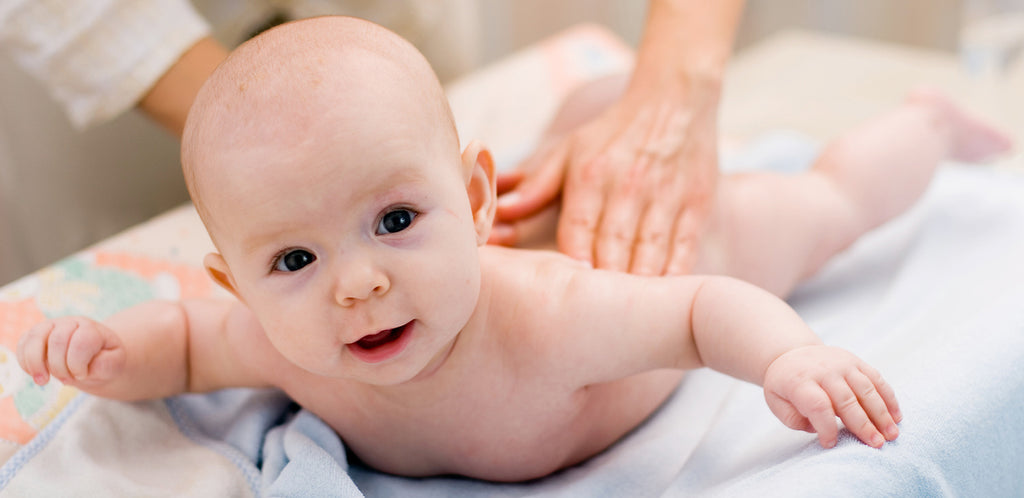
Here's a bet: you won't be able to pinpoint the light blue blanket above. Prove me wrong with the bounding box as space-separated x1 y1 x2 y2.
4 137 1023 496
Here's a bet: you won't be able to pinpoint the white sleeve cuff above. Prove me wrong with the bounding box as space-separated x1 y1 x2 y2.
0 0 211 129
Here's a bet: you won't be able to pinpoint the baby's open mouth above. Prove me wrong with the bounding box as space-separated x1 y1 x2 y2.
355 323 409 351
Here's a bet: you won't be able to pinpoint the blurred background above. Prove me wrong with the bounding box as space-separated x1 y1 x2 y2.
0 0 1009 285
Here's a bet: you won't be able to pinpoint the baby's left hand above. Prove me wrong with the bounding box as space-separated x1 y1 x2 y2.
763 345 902 449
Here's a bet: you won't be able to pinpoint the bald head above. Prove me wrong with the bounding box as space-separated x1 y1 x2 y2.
182 16 458 235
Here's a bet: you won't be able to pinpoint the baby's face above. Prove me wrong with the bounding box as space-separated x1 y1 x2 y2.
202 94 488 386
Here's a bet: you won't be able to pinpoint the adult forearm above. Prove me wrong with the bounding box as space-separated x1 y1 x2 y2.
689 276 821 385
138 36 229 138
634 0 744 86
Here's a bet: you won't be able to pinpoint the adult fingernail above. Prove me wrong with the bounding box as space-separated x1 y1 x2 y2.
497 192 519 208
491 225 514 243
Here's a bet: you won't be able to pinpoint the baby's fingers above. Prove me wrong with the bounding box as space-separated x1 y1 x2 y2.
826 374 886 448
791 382 840 448
860 364 902 424
17 322 54 385
45 319 82 382
66 321 111 381
851 366 901 441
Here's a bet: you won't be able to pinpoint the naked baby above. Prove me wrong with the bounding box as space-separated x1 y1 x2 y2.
17 16 1010 481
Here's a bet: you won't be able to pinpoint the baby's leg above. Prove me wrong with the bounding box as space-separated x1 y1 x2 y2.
698 91 1012 297
809 89 1011 232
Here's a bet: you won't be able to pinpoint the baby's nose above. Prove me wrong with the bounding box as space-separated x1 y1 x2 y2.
334 261 390 306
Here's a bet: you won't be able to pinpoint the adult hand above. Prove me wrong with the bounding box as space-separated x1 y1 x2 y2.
491 0 741 275
493 77 720 275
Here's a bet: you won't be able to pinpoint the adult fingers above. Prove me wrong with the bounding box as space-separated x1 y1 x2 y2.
592 150 650 272
593 190 644 272
495 170 524 196
495 144 569 222
628 199 678 275
557 157 607 265
662 202 708 275
487 222 519 246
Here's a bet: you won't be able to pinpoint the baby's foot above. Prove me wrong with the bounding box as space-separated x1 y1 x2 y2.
907 88 1013 162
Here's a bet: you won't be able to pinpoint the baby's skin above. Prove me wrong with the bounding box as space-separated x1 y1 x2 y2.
17 17 1009 481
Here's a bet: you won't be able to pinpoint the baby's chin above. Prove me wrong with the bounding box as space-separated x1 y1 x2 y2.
294 359 421 386
321 340 458 387
339 360 442 387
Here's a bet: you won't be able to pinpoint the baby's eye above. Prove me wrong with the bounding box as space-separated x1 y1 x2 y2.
377 209 417 235
274 249 316 272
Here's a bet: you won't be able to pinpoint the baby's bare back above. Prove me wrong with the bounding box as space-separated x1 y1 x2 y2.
512 171 865 298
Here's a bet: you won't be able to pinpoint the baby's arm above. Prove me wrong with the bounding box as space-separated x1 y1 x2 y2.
16 299 269 400
539 264 900 448
678 276 900 448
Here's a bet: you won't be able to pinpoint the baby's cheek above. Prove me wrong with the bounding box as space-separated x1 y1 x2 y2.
273 335 337 375
258 315 319 362
424 253 479 319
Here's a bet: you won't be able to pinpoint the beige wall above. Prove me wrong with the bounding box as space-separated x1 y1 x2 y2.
477 0 965 63
738 0 962 51
477 0 646 64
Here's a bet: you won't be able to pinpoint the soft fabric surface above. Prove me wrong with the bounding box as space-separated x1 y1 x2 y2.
2 134 1023 496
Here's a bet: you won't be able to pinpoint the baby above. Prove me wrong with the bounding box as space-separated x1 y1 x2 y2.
17 17 1010 482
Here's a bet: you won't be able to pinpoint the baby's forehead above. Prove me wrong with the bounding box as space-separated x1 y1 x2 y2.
183 17 458 225
209 44 437 139
212 17 446 117
197 133 457 254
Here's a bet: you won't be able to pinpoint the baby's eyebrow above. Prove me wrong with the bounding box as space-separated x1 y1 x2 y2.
236 165 434 255
240 228 292 257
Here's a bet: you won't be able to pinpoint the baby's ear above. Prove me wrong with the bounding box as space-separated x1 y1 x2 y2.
204 253 244 302
460 140 497 245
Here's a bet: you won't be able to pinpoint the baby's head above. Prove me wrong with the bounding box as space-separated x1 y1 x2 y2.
181 16 496 384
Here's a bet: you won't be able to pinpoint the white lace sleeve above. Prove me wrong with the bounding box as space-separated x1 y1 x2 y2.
0 0 210 128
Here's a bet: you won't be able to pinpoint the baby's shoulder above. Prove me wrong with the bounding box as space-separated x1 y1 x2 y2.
480 245 588 274
477 246 623 340
475 248 587 369
479 246 588 294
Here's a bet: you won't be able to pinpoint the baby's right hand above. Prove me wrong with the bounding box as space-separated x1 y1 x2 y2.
17 316 126 388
